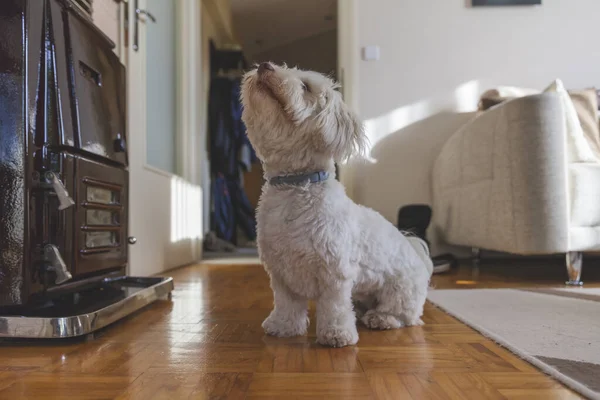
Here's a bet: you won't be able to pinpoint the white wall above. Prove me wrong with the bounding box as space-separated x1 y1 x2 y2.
200 1 217 234
251 30 337 76
203 0 238 43
93 0 119 46
353 0 600 255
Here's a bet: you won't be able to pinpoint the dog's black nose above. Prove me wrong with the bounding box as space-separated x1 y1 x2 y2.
258 62 274 74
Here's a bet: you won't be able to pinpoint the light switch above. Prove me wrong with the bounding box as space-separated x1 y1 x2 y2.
362 45 380 61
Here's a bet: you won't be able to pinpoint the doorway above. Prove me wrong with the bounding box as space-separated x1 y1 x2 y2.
201 0 339 259
234 0 339 212
232 0 338 78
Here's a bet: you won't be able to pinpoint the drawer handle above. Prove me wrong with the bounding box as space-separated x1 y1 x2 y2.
114 133 127 153
45 172 75 210
79 61 102 87
44 244 73 285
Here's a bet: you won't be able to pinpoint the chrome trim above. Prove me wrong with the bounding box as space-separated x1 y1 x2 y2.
0 276 173 339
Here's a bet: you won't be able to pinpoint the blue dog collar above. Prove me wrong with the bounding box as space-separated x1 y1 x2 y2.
269 171 330 186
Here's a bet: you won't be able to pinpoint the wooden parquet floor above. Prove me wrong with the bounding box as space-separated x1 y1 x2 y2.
1 257 598 399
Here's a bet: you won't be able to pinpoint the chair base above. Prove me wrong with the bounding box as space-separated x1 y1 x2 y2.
472 247 481 266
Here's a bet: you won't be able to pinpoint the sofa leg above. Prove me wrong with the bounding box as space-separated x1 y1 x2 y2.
565 252 583 286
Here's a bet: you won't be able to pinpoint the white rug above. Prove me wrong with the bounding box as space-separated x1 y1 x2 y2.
427 288 600 400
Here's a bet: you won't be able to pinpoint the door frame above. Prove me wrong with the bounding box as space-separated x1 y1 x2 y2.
337 0 360 201
123 0 204 275
175 0 202 185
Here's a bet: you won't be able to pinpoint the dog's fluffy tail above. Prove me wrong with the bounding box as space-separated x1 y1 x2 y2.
424 259 434 277
406 236 434 276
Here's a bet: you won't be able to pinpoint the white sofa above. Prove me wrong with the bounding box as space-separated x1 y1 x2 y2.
432 91 600 285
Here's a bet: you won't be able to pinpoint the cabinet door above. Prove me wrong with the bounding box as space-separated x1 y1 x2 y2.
63 6 127 165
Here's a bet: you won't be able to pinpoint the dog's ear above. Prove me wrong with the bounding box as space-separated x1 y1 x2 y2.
318 93 367 162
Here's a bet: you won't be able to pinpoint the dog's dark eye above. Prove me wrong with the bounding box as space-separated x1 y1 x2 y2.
301 81 309 92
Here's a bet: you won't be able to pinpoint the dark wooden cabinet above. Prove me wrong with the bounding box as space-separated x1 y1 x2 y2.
0 0 129 307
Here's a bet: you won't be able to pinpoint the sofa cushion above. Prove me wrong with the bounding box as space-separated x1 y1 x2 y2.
569 226 600 252
478 86 539 111
479 87 600 156
568 88 600 160
570 163 600 227
543 79 599 163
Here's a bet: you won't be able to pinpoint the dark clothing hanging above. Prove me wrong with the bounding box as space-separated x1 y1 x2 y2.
231 81 254 173
208 77 258 245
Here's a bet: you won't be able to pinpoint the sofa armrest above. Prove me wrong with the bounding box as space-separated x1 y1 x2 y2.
432 93 570 255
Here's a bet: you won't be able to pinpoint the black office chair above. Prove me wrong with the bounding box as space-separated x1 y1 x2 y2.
397 204 457 274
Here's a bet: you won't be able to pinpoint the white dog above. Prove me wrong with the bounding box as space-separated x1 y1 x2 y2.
240 62 433 347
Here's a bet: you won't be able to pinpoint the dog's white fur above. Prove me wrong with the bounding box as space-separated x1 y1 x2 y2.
241 63 433 347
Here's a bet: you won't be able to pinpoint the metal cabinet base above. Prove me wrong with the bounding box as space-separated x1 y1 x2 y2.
0 276 173 339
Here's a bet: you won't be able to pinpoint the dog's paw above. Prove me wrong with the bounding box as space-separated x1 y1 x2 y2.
262 314 308 337
402 317 424 327
317 326 359 348
361 311 403 330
